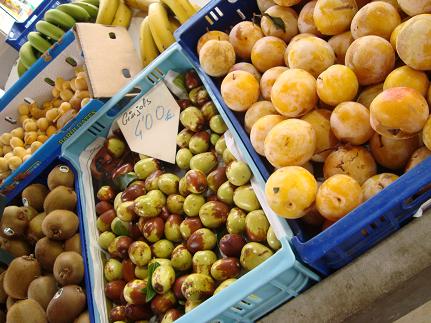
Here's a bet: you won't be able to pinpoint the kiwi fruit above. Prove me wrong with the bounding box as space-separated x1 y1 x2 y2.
65 234 81 254
0 206 29 238
6 297 16 310
2 238 31 257
43 186 77 214
3 255 41 299
47 165 75 190
42 210 79 241
20 206 38 221
0 271 7 303
53 251 84 285
35 237 64 271
27 212 46 244
21 183 49 211
47 285 86 323
6 299 46 323
27 275 58 310
73 311 89 323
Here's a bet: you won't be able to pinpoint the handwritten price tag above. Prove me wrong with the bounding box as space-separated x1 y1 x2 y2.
117 82 180 163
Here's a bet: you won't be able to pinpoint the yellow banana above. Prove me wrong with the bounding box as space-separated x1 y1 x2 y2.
191 2 201 12
125 0 158 11
160 0 189 24
148 2 175 52
96 0 120 25
140 17 159 67
168 17 181 33
112 0 132 27
178 0 197 17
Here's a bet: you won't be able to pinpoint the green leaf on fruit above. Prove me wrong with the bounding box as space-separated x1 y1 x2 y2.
263 14 285 32
114 172 138 191
143 261 160 302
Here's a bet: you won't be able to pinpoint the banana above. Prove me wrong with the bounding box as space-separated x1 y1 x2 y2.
73 2 99 21
125 0 158 11
140 17 159 67
177 0 196 17
57 3 91 22
111 0 132 27
191 2 201 12
19 42 38 69
35 20 65 41
17 59 27 78
80 0 100 7
148 2 175 52
168 17 181 34
160 0 189 24
44 9 76 30
28 32 52 54
96 0 120 25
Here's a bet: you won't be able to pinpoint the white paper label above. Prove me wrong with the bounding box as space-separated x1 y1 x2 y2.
116 82 180 163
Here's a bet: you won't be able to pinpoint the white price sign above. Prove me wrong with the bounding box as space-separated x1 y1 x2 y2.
117 81 181 163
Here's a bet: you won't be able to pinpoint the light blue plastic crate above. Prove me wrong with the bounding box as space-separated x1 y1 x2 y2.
62 43 319 323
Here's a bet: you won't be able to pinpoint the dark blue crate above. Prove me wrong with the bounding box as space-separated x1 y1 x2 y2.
6 0 70 51
175 0 431 275
0 157 95 317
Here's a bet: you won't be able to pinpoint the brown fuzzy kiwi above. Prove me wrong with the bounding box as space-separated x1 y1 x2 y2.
6 299 46 323
64 234 81 254
47 165 75 190
2 238 31 257
47 285 86 323
6 297 16 310
3 255 41 299
27 275 58 310
21 183 49 211
35 237 64 271
0 206 29 238
42 210 79 241
0 271 7 303
73 311 89 323
27 213 46 244
20 206 38 221
53 251 84 285
43 186 77 214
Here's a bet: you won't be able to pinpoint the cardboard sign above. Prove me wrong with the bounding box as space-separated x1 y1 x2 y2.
117 81 180 163
74 23 142 98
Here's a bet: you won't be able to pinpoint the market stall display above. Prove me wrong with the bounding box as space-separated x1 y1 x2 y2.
175 0 431 274
0 160 91 322
0 0 431 321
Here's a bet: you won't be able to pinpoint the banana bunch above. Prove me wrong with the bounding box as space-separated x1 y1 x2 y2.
96 0 132 28
139 0 197 67
18 0 100 77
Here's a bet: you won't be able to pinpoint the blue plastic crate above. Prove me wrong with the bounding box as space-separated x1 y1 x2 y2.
6 0 71 51
0 30 105 204
62 43 319 323
174 0 431 275
0 157 95 318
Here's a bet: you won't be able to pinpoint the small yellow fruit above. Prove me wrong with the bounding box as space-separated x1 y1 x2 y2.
383 66 429 97
265 166 317 219
362 173 399 201
264 119 316 168
221 71 260 112
271 69 317 118
316 65 359 106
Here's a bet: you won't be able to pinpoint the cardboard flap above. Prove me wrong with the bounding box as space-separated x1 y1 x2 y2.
74 23 142 98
